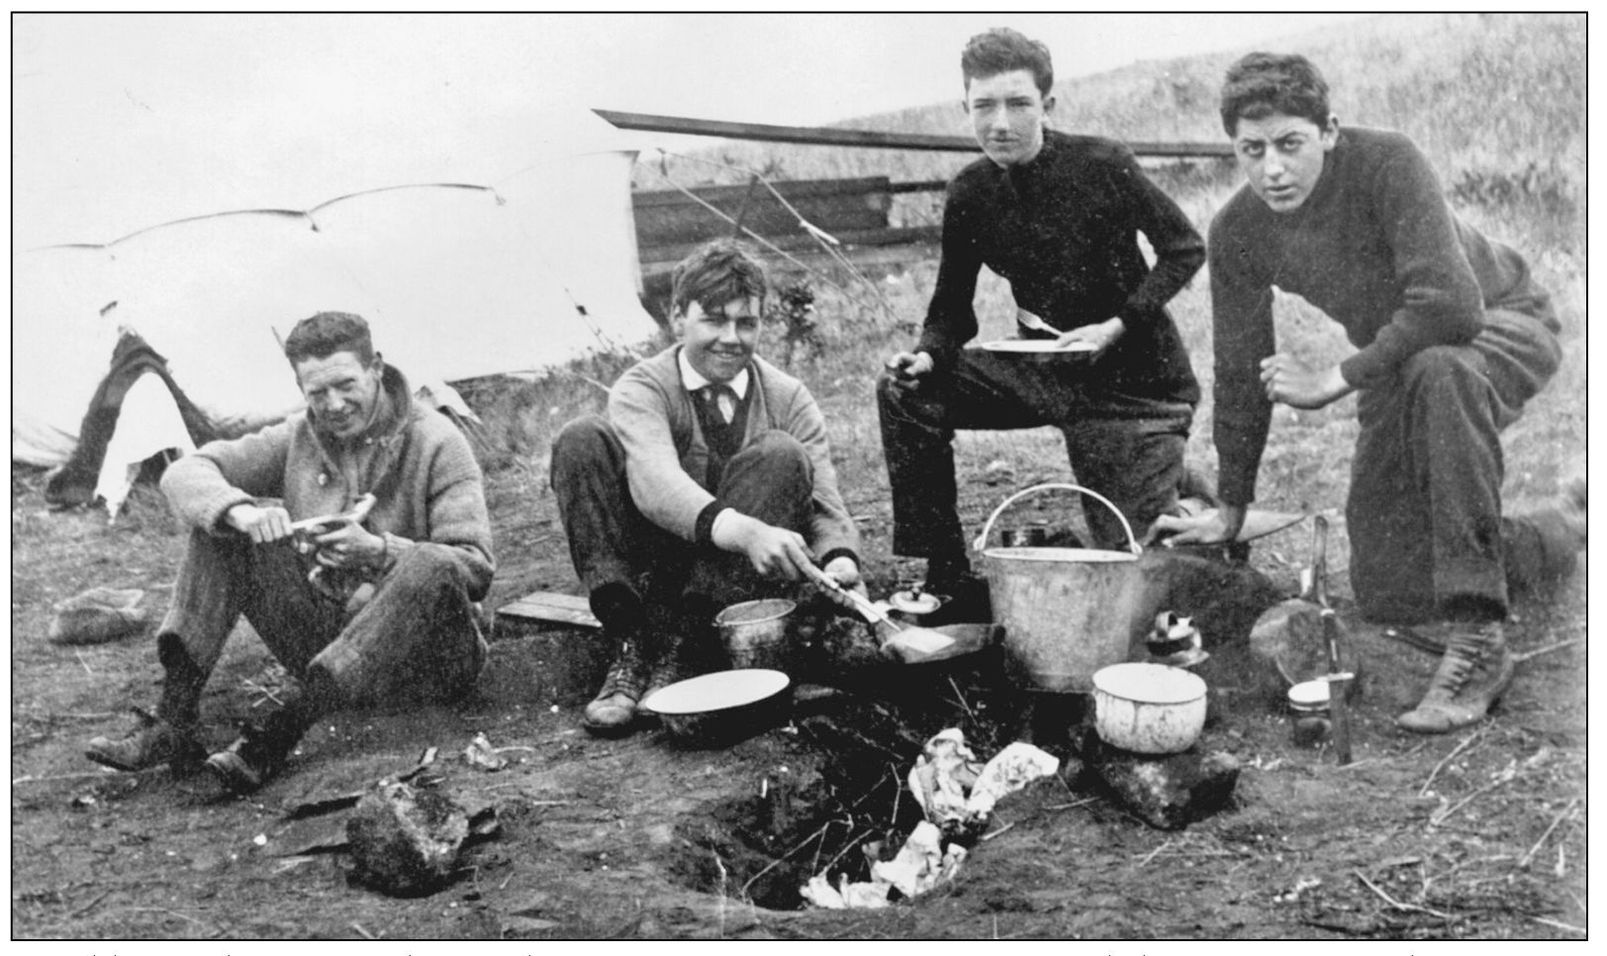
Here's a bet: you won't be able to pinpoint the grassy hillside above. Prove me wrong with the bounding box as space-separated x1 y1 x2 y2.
640 13 1583 212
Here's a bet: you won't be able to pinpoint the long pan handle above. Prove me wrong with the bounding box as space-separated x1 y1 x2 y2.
799 561 899 629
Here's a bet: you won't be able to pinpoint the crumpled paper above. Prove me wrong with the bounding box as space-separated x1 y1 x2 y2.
907 728 984 823
800 822 966 909
461 733 509 771
909 729 1060 826
965 741 1062 818
801 730 1058 909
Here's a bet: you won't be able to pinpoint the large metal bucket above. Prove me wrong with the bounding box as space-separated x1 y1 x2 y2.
972 484 1149 693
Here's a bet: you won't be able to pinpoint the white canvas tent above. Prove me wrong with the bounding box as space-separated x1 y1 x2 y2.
13 131 662 514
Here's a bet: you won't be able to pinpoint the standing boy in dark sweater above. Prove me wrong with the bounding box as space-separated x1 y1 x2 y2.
1156 53 1584 734
878 27 1206 595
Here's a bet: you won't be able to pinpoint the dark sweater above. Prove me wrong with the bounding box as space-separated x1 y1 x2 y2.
919 129 1205 402
1209 126 1558 506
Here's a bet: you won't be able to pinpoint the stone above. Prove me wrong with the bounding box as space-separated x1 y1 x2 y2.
1081 732 1240 830
48 587 150 645
346 782 470 896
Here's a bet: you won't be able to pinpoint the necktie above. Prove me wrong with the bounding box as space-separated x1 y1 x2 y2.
702 384 736 424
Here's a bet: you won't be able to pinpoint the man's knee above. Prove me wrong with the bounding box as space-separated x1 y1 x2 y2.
720 432 813 518
1402 344 1485 395
550 414 617 479
388 541 469 585
876 371 927 420
736 431 808 470
724 431 811 493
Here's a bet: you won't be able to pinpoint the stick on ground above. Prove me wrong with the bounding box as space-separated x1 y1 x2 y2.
1352 869 1453 920
1418 726 1487 797
1518 797 1579 868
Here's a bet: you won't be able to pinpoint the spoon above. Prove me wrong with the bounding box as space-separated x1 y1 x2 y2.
1015 308 1058 335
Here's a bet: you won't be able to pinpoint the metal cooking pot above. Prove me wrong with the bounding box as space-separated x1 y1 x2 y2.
715 598 796 671
1091 662 1208 754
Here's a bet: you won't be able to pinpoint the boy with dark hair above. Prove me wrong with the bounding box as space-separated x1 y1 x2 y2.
550 239 863 735
878 26 1206 593
86 311 494 790
1157 52 1584 734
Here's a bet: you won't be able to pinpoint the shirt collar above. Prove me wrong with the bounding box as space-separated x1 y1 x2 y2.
678 349 750 399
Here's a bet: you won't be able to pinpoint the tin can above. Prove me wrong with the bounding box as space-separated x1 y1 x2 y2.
1288 680 1331 747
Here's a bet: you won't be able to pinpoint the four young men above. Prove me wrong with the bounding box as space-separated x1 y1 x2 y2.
86 29 1583 790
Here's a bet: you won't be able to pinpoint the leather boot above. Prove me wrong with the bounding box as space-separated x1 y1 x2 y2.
1396 621 1514 734
582 637 649 736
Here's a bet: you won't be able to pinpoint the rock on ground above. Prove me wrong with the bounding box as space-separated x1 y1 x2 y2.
1083 736 1242 830
346 781 470 896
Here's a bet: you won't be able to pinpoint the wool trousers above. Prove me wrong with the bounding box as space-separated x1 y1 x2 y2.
549 414 815 624
1347 308 1565 623
158 529 486 714
877 350 1194 555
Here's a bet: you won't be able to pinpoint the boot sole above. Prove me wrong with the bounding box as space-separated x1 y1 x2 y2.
204 752 269 794
581 716 640 738
84 743 204 774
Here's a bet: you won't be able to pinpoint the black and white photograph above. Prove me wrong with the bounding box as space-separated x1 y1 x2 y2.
10 11 1587 944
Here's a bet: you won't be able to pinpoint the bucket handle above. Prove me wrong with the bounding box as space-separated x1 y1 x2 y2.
972 483 1142 556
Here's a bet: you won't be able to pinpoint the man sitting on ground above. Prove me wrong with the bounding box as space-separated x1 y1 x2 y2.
86 311 495 791
550 239 863 736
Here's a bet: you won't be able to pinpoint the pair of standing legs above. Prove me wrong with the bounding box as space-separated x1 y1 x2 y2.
877 350 1194 575
550 414 817 733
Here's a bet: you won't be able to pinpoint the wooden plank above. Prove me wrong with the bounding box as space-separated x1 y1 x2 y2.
596 108 1235 158
496 591 600 630
598 108 980 152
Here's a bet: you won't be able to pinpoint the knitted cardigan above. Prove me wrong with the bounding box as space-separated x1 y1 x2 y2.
607 345 860 563
160 363 494 599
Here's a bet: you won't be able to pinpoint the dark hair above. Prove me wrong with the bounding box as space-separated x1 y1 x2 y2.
283 311 376 366
671 239 768 317
961 27 1054 97
1219 52 1332 134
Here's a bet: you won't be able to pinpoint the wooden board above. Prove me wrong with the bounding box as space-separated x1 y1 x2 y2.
495 591 600 630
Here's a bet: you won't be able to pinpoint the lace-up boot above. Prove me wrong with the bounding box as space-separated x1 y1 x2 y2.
1396 621 1514 734
582 638 650 736
85 707 204 772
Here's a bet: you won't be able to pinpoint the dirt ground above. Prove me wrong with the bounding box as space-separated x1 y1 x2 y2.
9 463 1588 942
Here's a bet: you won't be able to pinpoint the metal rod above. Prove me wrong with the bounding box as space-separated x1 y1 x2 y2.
1322 610 1353 765
594 108 1235 158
